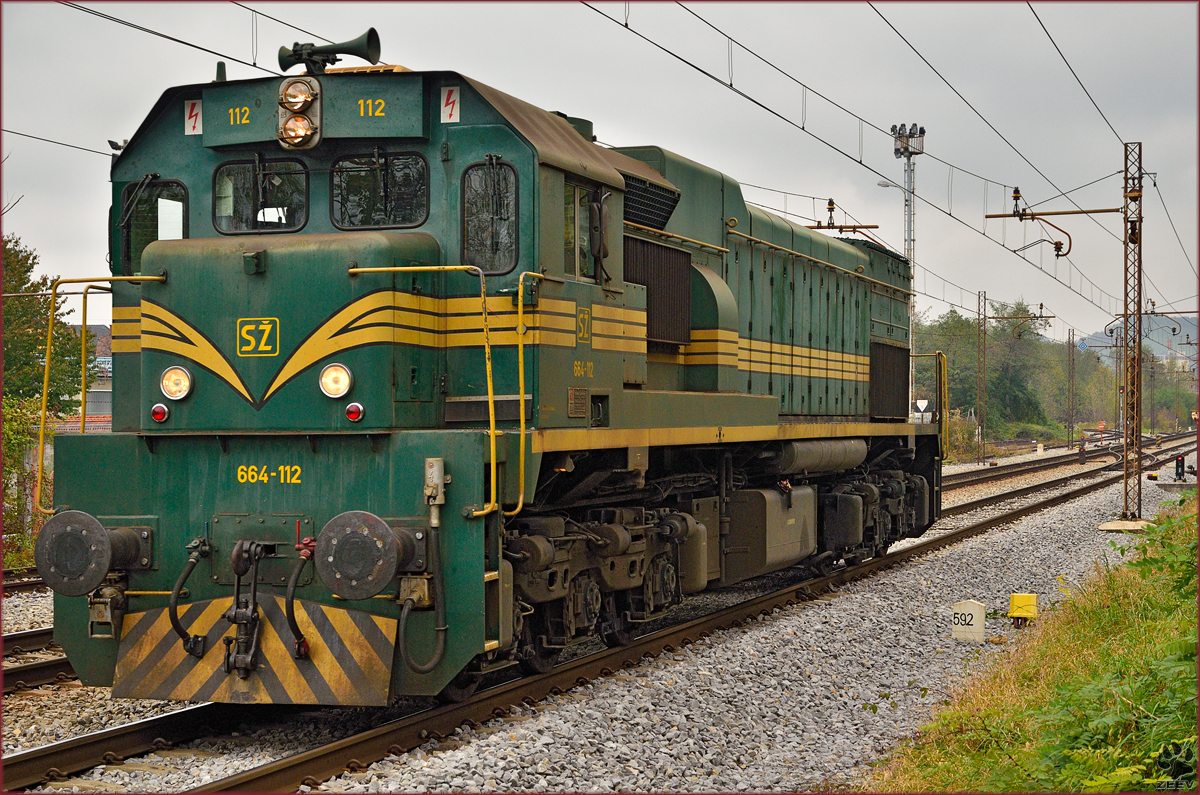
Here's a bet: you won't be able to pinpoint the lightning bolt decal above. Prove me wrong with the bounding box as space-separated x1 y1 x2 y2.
444 89 457 121
187 104 200 131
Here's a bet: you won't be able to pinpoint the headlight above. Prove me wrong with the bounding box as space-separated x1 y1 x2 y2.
280 114 315 147
160 366 192 400
279 79 315 112
319 363 353 398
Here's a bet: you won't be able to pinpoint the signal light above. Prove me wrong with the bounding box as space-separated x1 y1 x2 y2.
151 403 170 423
277 76 320 150
345 402 364 422
279 79 315 112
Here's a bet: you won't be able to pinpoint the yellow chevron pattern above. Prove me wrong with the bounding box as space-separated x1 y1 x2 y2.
139 301 254 403
111 596 397 705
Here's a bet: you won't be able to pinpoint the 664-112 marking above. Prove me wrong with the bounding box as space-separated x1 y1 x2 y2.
238 465 301 484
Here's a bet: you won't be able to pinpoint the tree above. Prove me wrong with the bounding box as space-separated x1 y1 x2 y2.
3 234 93 416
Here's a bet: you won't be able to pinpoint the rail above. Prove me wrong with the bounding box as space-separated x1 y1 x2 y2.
347 263 499 518
911 351 949 458
725 227 914 297
79 285 112 433
504 270 545 517
34 275 167 515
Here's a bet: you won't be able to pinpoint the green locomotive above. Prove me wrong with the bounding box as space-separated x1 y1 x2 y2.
34 31 943 705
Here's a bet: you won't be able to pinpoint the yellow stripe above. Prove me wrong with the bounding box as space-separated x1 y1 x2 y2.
689 328 739 342
590 304 646 325
112 306 141 320
112 338 141 353
533 421 937 453
592 336 648 353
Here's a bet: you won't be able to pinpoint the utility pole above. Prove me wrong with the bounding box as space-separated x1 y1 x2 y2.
1067 329 1076 445
1122 143 1144 519
977 290 986 463
984 144 1146 518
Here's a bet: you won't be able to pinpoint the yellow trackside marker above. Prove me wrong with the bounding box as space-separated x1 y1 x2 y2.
1009 593 1037 628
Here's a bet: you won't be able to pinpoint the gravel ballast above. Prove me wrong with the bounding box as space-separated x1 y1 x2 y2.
13 454 1195 793
2 589 54 633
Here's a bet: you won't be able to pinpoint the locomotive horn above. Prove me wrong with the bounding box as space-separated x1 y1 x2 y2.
278 27 381 74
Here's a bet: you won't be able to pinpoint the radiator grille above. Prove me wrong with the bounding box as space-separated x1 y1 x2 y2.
623 174 680 230
624 237 691 344
869 341 909 419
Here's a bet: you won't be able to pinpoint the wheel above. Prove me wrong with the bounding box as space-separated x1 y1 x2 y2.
600 592 635 648
436 671 480 703
517 612 560 675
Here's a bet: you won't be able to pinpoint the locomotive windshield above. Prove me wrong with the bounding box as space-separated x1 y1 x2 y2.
120 178 186 274
213 158 308 233
331 152 429 229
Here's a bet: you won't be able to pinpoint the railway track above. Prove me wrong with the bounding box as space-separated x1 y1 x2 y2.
943 431 1192 488
3 627 73 695
3 567 48 596
9 444 1191 792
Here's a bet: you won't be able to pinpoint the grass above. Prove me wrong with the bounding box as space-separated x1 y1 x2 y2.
865 493 1198 792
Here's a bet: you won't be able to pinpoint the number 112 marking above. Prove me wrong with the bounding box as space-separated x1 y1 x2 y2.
358 99 385 116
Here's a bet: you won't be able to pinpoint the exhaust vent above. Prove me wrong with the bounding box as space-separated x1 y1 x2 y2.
622 174 680 230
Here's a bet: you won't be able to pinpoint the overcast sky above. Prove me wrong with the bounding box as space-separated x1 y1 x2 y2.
3 2 1196 349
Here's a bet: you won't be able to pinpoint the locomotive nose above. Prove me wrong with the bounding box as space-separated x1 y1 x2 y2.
35 511 143 596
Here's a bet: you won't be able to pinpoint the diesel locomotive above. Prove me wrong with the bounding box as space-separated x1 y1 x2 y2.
34 30 944 705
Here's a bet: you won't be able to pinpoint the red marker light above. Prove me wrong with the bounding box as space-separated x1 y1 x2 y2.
345 402 364 422
150 403 170 423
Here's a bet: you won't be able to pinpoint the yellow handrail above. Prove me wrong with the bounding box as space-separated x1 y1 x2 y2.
504 271 545 518
348 264 500 518
726 228 914 297
34 276 166 515
80 285 112 433
911 350 950 459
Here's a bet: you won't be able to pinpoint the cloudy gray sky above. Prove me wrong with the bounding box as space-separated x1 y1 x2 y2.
3 2 1196 349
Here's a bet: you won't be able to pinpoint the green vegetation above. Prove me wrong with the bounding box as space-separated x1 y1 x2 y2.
3 233 96 415
867 494 1199 792
3 234 93 567
2 396 48 568
912 301 1197 451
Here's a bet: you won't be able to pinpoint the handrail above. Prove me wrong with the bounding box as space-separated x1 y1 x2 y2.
80 285 112 433
348 264 499 518
912 350 950 459
504 271 545 518
623 220 729 254
725 228 914 297
34 276 166 515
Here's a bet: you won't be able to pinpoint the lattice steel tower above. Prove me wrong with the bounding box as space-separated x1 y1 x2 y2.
1121 143 1144 519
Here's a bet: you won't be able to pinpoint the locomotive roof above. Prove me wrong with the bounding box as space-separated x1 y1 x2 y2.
115 67 678 197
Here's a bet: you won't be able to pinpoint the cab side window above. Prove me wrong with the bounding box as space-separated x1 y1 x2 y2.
461 155 517 273
563 182 596 280
120 178 187 275
213 158 308 233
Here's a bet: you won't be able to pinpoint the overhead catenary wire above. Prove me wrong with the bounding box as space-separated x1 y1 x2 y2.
675 3 1016 199
59 1 281 76
867 0 1177 310
230 2 334 44
2 128 110 157
585 2 1123 318
1026 2 1123 145
1149 179 1198 279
